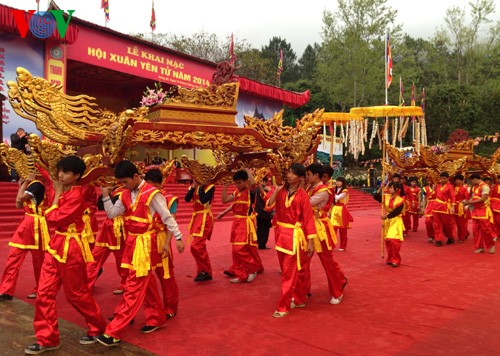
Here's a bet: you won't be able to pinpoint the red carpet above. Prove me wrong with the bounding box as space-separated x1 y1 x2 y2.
2 204 500 355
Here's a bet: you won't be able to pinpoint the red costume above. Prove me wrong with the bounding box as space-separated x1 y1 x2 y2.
490 183 500 238
407 185 421 231
432 182 456 243
227 188 263 281
267 188 317 313
470 182 496 251
401 184 412 233
306 182 347 300
34 185 106 347
453 184 470 242
87 187 127 292
381 194 405 266
103 181 179 339
423 186 435 240
185 184 215 277
154 192 179 316
330 187 353 250
0 180 47 297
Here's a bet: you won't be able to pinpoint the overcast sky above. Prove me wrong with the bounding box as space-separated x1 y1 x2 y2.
2 0 498 56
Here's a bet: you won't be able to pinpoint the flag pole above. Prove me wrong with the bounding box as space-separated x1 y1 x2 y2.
381 31 391 259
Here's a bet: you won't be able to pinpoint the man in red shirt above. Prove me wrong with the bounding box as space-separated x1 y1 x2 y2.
432 172 456 247
453 174 470 242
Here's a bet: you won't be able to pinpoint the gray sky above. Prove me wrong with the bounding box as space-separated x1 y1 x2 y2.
2 0 498 56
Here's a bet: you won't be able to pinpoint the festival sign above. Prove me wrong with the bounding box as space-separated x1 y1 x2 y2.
66 26 215 89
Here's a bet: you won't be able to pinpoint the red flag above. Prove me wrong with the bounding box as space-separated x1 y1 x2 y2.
150 0 156 32
277 49 284 79
101 0 109 22
229 33 236 64
386 34 393 88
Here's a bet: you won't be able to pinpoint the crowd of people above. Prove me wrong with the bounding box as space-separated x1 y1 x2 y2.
0 156 498 354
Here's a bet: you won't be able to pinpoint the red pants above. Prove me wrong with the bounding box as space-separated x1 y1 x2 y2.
454 215 470 242
402 212 411 232
493 212 500 237
106 270 166 339
432 212 455 242
87 245 127 291
472 219 496 250
410 213 420 232
155 256 179 315
385 239 402 266
425 216 434 238
34 243 106 347
334 227 348 250
190 235 212 275
316 240 347 298
0 247 44 296
229 244 261 281
276 249 309 313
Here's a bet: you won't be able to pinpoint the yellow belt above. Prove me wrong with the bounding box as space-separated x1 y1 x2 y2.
234 213 257 244
276 221 308 270
55 224 94 263
26 213 50 251
82 214 95 244
129 230 154 277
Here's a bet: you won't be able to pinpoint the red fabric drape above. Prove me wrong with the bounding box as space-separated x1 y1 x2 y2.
237 77 310 109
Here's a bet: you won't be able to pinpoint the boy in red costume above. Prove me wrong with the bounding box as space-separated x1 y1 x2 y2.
330 176 353 251
305 163 347 305
0 173 47 301
185 177 215 282
453 174 470 242
97 160 183 347
266 163 317 318
217 168 263 283
145 169 184 319
490 175 500 240
463 174 496 254
25 156 107 355
432 172 456 247
422 181 436 243
87 186 127 295
407 178 422 232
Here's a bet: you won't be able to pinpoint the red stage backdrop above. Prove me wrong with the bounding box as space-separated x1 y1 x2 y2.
66 26 215 88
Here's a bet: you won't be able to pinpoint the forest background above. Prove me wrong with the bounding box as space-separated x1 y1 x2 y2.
135 0 499 165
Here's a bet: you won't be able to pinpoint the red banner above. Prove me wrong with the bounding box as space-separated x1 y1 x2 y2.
66 26 215 88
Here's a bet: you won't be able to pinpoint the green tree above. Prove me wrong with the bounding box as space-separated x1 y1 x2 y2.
316 0 402 110
298 44 320 81
261 36 299 85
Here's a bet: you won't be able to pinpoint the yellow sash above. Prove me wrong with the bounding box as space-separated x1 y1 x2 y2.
234 213 258 245
187 208 211 243
156 230 171 279
82 211 95 244
129 231 153 277
53 224 94 263
276 221 308 270
26 213 50 251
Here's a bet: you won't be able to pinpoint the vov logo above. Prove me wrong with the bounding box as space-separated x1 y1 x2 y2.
11 10 75 39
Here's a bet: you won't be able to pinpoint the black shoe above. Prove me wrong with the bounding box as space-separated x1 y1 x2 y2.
258 246 270 250
79 335 97 345
223 270 235 277
194 272 213 282
96 334 121 347
24 343 60 354
435 241 443 247
166 313 176 320
140 323 165 334
446 238 455 245
0 293 13 301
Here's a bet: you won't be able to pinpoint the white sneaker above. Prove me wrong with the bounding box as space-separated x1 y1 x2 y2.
246 272 257 282
338 248 345 252
291 299 306 308
489 246 496 254
474 248 485 254
229 278 241 283
330 294 343 305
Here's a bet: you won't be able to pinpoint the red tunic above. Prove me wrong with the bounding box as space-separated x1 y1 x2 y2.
306 183 336 250
407 186 421 214
230 188 257 246
95 187 125 249
454 185 470 218
432 183 455 214
423 186 436 217
187 184 214 241
45 186 93 263
490 184 500 213
470 183 493 220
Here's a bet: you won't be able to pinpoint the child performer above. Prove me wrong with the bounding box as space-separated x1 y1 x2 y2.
185 177 215 282
97 160 183 347
330 176 353 251
0 173 47 301
453 174 470 242
217 168 263 283
145 168 184 319
266 163 317 317
422 181 436 243
25 156 107 354
374 182 406 267
407 178 422 232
